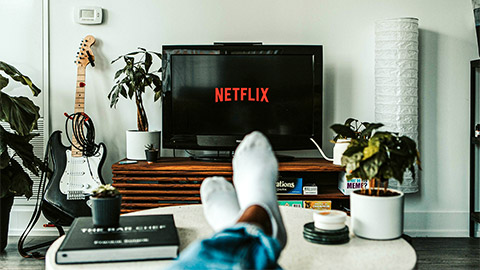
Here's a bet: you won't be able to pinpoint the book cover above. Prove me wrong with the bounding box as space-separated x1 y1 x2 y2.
303 200 332 210
338 172 369 195
276 177 303 194
56 214 179 264
278 200 303 208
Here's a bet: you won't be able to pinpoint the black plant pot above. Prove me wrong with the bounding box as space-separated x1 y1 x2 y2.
1 195 14 251
90 195 122 227
145 150 159 163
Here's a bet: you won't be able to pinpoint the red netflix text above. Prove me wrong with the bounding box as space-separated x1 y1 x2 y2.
215 87 269 103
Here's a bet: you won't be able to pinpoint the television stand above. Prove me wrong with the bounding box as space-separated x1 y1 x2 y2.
190 154 233 162
190 153 295 162
111 157 347 213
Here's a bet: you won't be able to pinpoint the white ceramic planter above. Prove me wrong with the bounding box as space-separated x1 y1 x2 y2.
333 138 351 166
350 188 404 240
126 130 161 160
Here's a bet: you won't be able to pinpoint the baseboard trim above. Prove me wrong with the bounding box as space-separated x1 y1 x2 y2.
404 211 477 237
8 205 62 237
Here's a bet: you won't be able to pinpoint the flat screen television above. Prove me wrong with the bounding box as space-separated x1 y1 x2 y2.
162 44 322 155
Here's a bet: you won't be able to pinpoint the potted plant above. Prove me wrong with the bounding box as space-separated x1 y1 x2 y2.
90 184 122 227
0 61 46 250
108 48 163 160
144 144 159 164
335 122 420 240
330 118 383 166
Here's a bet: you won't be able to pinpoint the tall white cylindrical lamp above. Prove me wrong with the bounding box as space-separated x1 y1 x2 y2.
375 17 419 193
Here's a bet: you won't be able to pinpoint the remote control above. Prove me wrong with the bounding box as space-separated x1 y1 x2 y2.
119 160 138 165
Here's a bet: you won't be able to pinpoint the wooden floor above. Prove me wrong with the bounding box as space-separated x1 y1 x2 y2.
411 238 480 270
1 236 479 269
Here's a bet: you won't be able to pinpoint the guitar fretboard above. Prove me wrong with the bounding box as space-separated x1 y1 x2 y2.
72 66 86 157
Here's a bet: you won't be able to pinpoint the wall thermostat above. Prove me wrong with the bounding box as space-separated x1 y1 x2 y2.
74 7 103 25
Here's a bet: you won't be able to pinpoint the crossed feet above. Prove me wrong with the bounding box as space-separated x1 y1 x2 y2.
200 131 287 248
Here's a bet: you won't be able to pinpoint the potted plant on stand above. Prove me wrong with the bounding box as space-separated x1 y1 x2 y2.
90 184 122 227
334 122 420 240
108 48 163 160
144 144 159 164
0 61 46 250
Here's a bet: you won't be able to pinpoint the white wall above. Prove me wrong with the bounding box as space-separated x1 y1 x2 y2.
8 0 479 236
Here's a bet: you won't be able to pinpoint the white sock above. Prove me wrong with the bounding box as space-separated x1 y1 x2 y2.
200 176 241 232
233 131 287 248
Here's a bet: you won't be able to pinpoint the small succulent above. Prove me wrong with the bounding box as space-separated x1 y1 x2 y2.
92 184 120 198
145 144 158 151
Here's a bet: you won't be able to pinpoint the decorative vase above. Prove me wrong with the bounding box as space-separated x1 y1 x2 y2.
126 130 161 160
90 195 122 227
350 189 404 240
145 150 159 163
333 138 351 166
0 195 14 251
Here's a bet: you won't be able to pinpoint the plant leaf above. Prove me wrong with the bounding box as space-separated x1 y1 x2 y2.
154 88 162 101
0 92 40 136
119 85 127 99
1 126 42 176
330 124 356 139
1 158 33 198
344 118 357 126
114 69 124 80
0 61 41 96
360 123 384 139
0 147 10 169
0 74 8 90
151 52 162 60
144 52 152 73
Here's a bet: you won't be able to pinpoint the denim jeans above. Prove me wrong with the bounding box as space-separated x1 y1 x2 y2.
166 223 282 270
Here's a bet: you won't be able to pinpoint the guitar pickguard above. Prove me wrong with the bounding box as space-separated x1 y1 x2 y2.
59 147 105 199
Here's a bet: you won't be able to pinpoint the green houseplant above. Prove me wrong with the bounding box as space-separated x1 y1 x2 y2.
90 184 121 227
108 48 163 160
330 118 383 166
0 61 45 250
332 120 420 239
144 143 159 164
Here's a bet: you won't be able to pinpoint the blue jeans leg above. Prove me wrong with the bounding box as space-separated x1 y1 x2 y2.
167 223 282 270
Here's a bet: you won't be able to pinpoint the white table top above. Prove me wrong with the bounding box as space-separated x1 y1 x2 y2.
46 205 416 270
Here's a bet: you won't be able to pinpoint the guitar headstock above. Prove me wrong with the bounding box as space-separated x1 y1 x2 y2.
75 35 96 67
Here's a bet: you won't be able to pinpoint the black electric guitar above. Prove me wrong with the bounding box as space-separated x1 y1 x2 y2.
42 35 107 226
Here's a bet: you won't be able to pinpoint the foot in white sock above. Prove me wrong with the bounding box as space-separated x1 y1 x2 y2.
233 131 287 248
200 176 241 232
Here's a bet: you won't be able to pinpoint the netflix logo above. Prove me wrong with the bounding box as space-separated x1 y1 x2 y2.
215 87 269 103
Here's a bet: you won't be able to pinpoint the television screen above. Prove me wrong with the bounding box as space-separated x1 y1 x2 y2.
162 45 322 151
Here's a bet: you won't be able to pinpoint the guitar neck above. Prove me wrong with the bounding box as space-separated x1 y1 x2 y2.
72 66 86 157
75 66 86 113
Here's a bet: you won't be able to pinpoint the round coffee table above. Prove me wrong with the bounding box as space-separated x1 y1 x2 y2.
45 205 416 269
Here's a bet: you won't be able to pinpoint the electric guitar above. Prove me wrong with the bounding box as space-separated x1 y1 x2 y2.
42 35 107 226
